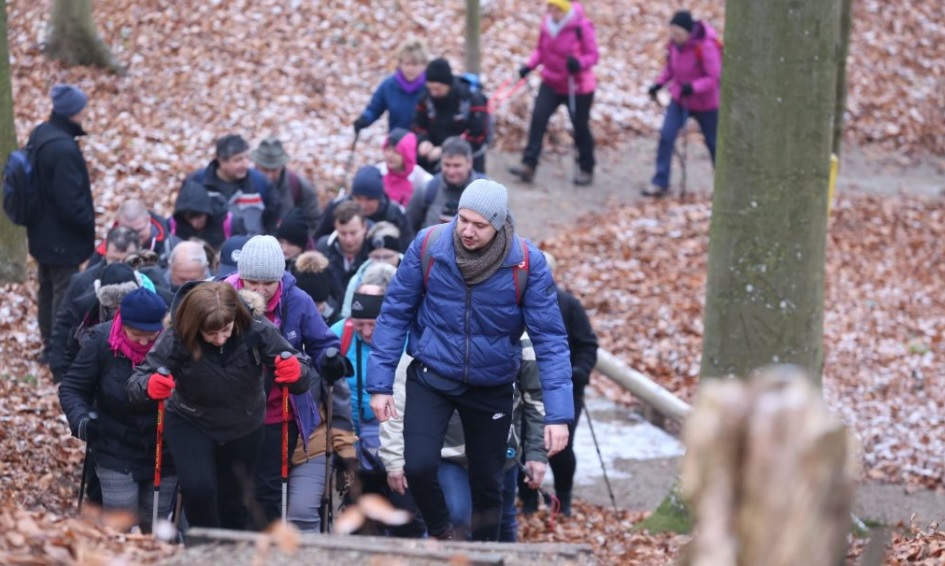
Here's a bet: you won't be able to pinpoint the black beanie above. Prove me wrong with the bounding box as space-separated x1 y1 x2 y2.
100 262 137 286
292 251 333 304
275 208 310 250
425 58 453 86
670 10 694 32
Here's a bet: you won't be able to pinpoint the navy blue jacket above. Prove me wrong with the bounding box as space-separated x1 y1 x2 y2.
359 74 424 132
367 220 574 424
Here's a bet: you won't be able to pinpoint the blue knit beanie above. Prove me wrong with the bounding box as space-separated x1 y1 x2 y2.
351 166 385 201
50 84 88 117
120 288 167 332
458 179 509 230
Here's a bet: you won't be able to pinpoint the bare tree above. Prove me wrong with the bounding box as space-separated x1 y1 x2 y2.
45 0 124 74
0 0 26 283
465 0 481 74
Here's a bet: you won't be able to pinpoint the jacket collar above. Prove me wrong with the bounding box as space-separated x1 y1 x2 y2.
48 112 86 137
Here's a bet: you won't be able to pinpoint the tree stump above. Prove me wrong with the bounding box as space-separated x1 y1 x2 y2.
680 366 859 566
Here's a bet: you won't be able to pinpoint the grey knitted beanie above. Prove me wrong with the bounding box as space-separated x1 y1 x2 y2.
237 235 286 282
458 179 509 231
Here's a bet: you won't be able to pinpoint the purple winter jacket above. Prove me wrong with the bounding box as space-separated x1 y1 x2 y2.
655 21 722 112
526 2 599 96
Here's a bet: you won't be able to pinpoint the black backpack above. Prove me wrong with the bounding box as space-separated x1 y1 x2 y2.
2 128 67 226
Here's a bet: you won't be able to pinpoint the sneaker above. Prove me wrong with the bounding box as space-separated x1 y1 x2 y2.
573 170 593 186
508 164 535 183
642 185 670 198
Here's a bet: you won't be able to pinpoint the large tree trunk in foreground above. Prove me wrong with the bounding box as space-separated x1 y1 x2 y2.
464 0 481 74
44 0 124 74
680 366 858 566
700 0 842 381
0 0 26 283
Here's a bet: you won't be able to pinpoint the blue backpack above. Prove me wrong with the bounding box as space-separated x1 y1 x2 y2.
3 131 67 226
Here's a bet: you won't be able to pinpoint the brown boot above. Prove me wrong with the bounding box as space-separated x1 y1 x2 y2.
508 164 535 183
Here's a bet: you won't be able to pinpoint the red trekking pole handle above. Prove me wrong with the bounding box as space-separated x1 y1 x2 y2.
279 352 291 522
153 366 170 532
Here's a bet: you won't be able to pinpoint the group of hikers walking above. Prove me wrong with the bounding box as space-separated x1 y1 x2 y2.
7 1 721 542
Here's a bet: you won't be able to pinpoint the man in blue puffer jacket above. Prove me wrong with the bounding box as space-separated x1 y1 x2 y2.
367 179 572 542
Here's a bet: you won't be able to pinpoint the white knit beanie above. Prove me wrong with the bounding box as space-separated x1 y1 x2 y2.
237 235 286 282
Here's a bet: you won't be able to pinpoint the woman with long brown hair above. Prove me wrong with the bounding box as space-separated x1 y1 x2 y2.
127 281 313 531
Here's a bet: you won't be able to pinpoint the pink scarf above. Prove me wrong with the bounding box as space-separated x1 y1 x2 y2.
226 273 284 326
108 311 158 366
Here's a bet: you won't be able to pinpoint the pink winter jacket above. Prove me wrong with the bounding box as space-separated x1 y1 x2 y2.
526 3 599 96
655 21 722 112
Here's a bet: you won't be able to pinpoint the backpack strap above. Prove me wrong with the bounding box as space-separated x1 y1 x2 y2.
420 224 449 289
287 171 302 205
512 238 529 306
339 318 356 356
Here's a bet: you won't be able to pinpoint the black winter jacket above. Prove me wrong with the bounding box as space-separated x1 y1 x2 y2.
169 178 233 250
58 322 175 481
27 113 95 266
126 284 314 442
557 288 598 387
313 195 414 252
50 280 139 382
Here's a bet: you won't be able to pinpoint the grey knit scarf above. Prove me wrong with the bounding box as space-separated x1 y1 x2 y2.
453 218 514 286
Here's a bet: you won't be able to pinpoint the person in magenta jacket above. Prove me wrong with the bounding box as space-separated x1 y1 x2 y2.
644 10 723 197
509 0 599 186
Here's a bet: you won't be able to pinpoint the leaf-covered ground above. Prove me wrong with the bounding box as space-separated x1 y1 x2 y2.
2 0 944 563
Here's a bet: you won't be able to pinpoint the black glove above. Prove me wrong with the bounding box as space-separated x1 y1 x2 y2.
566 56 581 74
647 83 662 100
572 368 590 387
353 116 369 134
681 83 694 97
77 412 100 442
323 348 354 385
518 65 532 79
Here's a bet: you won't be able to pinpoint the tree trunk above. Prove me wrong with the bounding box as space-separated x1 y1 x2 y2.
0 0 26 283
464 0 481 74
44 0 124 74
679 366 857 566
700 0 842 382
832 0 854 157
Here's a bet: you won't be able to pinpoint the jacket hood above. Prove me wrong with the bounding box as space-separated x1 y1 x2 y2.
174 179 216 217
238 288 267 316
94 280 141 309
687 20 718 46
386 130 418 176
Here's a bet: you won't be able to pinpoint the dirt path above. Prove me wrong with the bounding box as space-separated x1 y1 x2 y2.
495 137 945 526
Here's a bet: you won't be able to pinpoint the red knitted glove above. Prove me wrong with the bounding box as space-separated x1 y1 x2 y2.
274 355 301 384
147 372 175 400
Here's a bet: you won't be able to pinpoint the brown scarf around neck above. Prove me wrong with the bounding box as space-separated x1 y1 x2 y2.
453 218 514 286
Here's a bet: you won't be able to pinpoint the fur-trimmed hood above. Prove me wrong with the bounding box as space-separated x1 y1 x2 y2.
94 280 140 309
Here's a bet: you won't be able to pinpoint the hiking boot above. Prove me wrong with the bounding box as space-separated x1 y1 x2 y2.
556 491 573 517
573 170 593 186
508 164 535 183
642 185 670 198
431 527 454 540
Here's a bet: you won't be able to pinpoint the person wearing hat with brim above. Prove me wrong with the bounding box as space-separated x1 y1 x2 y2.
27 84 96 365
644 10 722 197
59 288 177 534
366 179 574 541
220 235 355 531
410 57 490 174
251 137 321 236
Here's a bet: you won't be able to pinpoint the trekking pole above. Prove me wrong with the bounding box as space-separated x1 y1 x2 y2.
279 352 292 522
567 76 579 183
76 411 98 513
580 397 619 513
489 76 528 114
320 347 339 534
153 367 170 531
339 132 360 197
511 452 561 530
